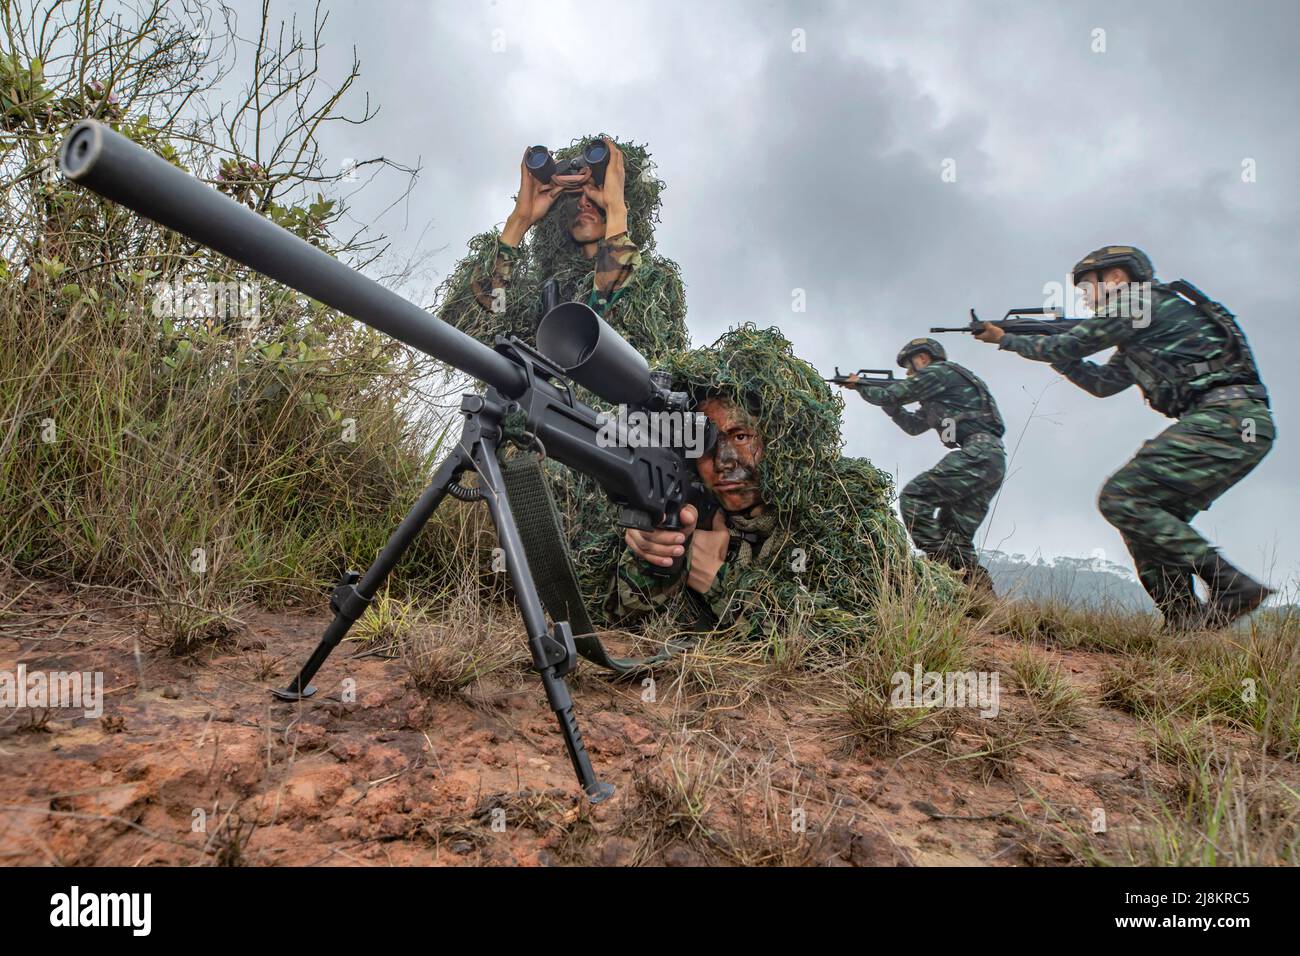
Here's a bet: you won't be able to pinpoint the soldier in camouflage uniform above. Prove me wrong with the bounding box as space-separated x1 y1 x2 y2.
975 246 1274 629
837 339 1006 593
615 392 781 628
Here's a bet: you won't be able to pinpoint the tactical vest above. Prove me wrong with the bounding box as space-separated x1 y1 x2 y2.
922 363 1007 448
1119 280 1263 418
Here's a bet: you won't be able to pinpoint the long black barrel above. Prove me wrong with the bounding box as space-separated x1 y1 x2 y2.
58 120 526 396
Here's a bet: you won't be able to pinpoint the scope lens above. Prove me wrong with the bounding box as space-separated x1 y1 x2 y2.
583 142 609 165
525 146 550 170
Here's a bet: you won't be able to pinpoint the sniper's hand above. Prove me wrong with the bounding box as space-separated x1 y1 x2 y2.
625 503 699 568
974 322 1004 344
685 511 730 594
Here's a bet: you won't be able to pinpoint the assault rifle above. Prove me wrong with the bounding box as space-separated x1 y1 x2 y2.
825 367 896 387
931 307 1085 336
59 120 709 802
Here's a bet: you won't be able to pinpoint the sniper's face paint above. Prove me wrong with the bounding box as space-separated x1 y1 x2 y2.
696 398 765 513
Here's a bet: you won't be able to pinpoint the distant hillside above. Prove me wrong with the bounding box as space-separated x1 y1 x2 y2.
981 550 1154 611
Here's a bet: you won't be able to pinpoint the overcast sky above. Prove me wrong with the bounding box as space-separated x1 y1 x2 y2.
221 0 1300 586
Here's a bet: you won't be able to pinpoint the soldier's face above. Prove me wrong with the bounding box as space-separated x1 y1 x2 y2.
908 353 932 377
1075 268 1130 312
1075 270 1102 310
569 193 606 243
696 398 765 513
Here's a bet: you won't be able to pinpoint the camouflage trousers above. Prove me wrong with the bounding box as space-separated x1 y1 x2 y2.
900 434 1006 572
1097 398 1274 604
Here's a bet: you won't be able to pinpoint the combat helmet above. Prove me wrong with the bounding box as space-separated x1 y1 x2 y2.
1071 245 1155 284
897 337 946 368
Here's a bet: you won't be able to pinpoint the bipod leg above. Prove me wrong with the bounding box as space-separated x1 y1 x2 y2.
271 444 472 701
475 438 614 803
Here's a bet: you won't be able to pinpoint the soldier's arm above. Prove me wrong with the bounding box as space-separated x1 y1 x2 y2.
589 232 643 313
612 543 688 615
883 402 931 435
696 560 736 623
999 313 1135 364
437 229 528 333
1050 351 1136 397
856 363 952 408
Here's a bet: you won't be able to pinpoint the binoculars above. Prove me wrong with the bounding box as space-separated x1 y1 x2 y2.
525 140 610 188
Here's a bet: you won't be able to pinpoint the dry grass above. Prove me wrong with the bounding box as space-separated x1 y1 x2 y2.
1010 646 1085 729
400 573 530 697
999 597 1300 759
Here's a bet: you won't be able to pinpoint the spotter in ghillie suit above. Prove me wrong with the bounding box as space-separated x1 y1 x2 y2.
435 135 688 364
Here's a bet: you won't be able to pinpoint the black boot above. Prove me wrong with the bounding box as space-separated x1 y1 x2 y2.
1144 566 1204 633
1194 553 1273 629
966 563 996 596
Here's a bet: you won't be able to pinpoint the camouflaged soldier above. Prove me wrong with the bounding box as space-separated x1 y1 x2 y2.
837 339 1006 593
435 136 688 363
605 325 940 645
976 246 1274 629
614 393 781 627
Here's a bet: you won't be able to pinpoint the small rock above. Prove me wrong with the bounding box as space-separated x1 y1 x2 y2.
450 840 474 855
100 714 126 734
662 845 706 867
599 836 637 866
161 685 182 700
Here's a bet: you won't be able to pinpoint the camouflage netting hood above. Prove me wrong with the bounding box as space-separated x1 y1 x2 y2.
435 134 688 363
611 324 958 648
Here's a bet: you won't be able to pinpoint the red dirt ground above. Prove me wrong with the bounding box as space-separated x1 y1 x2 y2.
0 577 1278 866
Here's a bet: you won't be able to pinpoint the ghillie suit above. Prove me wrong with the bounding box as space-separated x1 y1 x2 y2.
431 136 691 637
434 135 688 361
609 325 958 651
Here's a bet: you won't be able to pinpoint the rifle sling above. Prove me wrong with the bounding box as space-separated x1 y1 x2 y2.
499 451 690 676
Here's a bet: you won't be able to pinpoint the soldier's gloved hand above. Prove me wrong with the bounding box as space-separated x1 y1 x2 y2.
625 504 699 568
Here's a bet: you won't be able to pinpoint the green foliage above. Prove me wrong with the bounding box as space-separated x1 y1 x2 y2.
0 1 465 619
